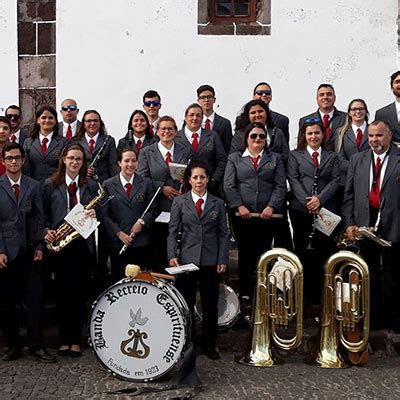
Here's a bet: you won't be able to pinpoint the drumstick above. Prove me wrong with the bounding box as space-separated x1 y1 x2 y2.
125 264 175 281
234 212 283 218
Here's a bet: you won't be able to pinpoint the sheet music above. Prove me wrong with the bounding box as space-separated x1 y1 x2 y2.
169 162 187 181
155 211 170 224
314 207 341 236
165 263 199 275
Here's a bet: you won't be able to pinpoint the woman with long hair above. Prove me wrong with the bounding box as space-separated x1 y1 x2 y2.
23 105 66 181
43 143 100 358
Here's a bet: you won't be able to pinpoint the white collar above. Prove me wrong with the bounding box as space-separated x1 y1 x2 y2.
242 148 264 158
65 174 79 186
319 109 334 119
352 121 367 133
191 190 207 205
85 132 99 143
307 146 321 158
7 174 21 186
158 142 174 158
120 172 134 187
372 149 389 162
133 135 145 144
184 126 201 138
203 112 215 123
39 132 53 143
63 120 78 129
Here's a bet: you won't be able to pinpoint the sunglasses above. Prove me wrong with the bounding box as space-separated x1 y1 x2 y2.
144 100 161 107
6 114 21 121
249 133 267 140
304 117 321 123
255 90 272 96
61 105 78 111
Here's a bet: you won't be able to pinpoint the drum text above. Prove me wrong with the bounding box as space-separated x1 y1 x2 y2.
105 284 148 305
92 309 107 350
107 358 130 376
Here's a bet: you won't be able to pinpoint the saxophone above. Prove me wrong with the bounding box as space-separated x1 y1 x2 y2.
46 183 106 253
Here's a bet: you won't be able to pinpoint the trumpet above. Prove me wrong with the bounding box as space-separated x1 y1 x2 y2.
307 250 370 368
236 248 303 367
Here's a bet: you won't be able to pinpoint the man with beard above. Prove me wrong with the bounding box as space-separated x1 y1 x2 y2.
343 120 400 332
5 105 29 146
375 71 400 143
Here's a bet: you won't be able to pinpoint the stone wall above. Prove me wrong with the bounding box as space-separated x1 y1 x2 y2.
18 0 56 129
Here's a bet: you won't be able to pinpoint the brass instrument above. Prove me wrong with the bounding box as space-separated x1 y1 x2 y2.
46 183 107 253
236 248 303 367
308 250 370 368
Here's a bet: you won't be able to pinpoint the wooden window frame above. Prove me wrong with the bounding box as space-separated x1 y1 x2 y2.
209 0 257 24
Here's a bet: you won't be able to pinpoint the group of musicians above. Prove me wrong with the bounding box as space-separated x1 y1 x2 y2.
1 73 400 364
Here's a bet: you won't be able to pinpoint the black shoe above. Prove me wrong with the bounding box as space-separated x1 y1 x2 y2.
2 347 22 361
69 349 82 358
57 348 70 357
205 348 220 360
29 348 57 363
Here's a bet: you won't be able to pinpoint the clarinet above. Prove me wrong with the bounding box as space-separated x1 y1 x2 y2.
175 223 183 263
127 129 134 149
88 135 111 181
306 168 320 250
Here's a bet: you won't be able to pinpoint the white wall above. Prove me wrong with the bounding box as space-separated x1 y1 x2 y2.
57 0 398 147
0 0 19 113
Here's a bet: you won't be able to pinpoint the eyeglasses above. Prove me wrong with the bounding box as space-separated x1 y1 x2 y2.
144 100 161 107
304 117 321 123
4 156 23 162
5 114 21 121
249 133 267 140
66 156 83 163
255 90 272 96
84 119 100 124
61 105 77 111
350 107 366 113
159 127 175 132
198 95 215 100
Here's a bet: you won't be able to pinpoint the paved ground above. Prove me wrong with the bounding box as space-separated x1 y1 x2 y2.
1 349 400 399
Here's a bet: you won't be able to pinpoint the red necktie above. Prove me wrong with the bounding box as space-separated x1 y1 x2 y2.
66 124 73 140
0 157 4 175
205 119 211 131
13 183 20 200
192 133 199 152
312 151 319 168
89 138 95 153
165 151 172 167
323 114 331 140
150 125 155 137
356 128 362 150
125 182 132 198
251 155 260 171
41 137 48 155
10 134 16 143
369 157 381 209
195 198 204 217
68 182 78 209
137 139 142 154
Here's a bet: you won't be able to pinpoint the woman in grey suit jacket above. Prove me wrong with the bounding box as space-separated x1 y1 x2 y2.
117 109 156 154
23 105 67 182
43 143 99 358
224 122 286 303
287 120 340 304
168 161 229 360
137 116 191 271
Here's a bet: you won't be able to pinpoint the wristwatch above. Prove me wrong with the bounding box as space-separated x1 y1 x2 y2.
137 218 145 226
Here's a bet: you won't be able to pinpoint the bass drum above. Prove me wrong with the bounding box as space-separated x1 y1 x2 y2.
195 283 240 329
89 277 190 382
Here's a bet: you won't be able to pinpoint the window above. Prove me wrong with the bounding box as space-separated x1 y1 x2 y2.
210 0 256 24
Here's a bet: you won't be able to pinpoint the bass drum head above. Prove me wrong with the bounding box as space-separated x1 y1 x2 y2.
89 278 188 382
195 283 240 329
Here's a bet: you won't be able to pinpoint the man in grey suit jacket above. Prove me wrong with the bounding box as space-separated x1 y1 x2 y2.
343 120 400 332
0 142 55 363
197 84 233 152
374 70 400 142
58 98 81 140
299 84 346 150
5 105 29 146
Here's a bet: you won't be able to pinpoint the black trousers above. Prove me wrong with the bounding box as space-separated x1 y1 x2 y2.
232 217 274 299
53 239 90 345
0 247 44 350
149 222 169 273
289 208 337 304
175 266 220 351
272 200 294 251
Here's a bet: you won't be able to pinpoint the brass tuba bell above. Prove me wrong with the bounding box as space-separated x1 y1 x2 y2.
236 248 304 367
307 250 370 368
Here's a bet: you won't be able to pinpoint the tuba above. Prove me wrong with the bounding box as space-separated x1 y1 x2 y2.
308 250 370 368
236 248 303 367
46 183 107 253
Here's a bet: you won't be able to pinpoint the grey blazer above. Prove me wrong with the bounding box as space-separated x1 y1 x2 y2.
287 149 340 213
0 174 44 261
102 174 155 248
224 151 286 213
42 178 100 254
375 102 400 142
298 108 346 151
167 192 229 266
212 113 233 153
16 129 29 146
229 127 289 164
175 128 227 183
23 135 67 182
336 127 369 186
137 142 191 213
117 135 156 153
73 134 118 184
343 144 400 243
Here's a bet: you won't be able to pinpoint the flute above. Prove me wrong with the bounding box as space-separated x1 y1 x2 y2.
119 187 161 255
234 212 283 218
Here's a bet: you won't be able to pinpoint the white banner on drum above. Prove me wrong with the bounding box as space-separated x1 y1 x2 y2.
89 279 189 382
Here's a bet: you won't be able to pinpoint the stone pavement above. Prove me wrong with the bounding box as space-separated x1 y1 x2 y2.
1 350 400 399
